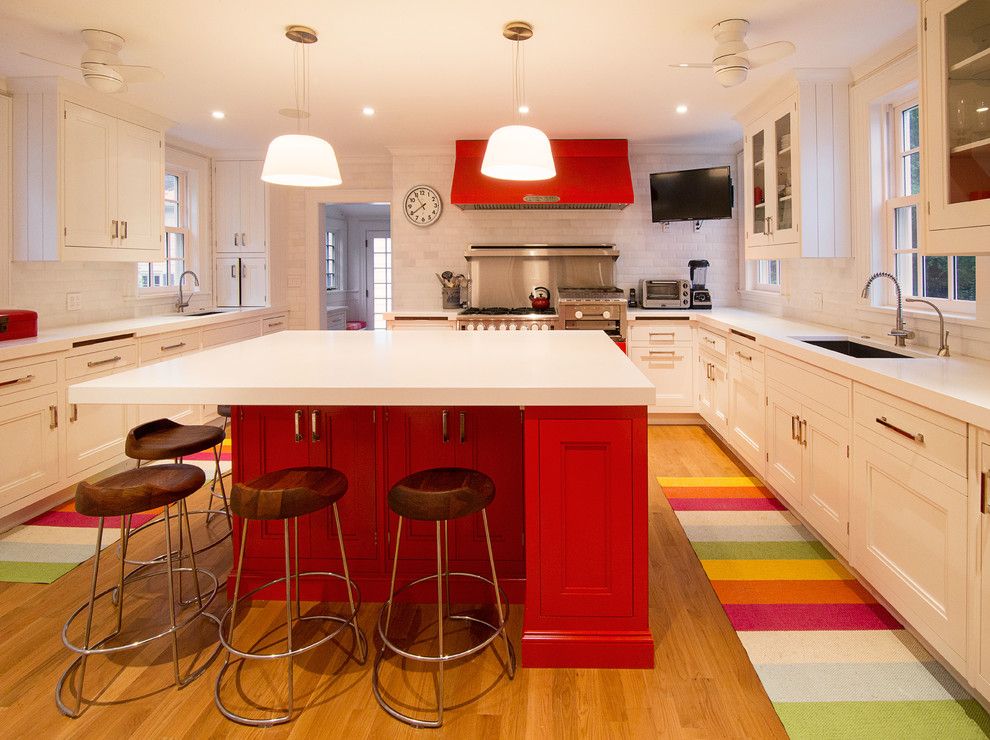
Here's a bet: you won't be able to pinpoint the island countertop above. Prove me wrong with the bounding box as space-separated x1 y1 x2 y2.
68 330 655 407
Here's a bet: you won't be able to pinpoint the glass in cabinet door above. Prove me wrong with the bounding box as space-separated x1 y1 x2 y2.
775 112 793 231
944 0 990 205
752 129 767 236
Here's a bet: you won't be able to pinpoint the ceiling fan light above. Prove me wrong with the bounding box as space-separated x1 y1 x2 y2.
482 125 556 181
714 65 748 88
261 134 342 187
82 63 124 93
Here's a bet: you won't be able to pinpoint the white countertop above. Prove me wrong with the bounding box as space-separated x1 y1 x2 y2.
0 307 285 363
69 330 655 407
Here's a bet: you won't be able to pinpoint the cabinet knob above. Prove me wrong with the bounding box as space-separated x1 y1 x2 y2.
574 310 584 319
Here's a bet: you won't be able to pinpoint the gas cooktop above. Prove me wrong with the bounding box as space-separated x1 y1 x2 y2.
459 306 557 316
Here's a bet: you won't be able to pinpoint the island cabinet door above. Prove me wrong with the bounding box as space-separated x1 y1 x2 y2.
306 407 380 562
451 407 525 568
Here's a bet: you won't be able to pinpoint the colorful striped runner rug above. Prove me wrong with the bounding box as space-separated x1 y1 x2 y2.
660 474 990 739
0 437 230 585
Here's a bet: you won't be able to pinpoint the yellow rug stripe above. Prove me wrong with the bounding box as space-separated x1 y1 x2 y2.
658 475 763 488
702 559 855 581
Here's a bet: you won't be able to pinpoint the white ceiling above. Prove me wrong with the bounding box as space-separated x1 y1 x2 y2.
0 0 917 155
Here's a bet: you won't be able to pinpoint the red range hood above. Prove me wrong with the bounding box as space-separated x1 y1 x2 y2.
450 138 634 210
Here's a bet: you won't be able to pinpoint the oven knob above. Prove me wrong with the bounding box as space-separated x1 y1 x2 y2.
465 323 474 331
508 323 518 330
499 323 507 331
574 310 583 319
529 323 537 331
540 323 550 331
602 310 611 319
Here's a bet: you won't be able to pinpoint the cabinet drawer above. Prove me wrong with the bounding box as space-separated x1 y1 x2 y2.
263 313 288 334
853 385 967 478
0 359 58 398
629 321 692 345
202 319 260 349
697 328 727 357
728 338 765 375
139 329 201 363
766 351 851 420
628 345 694 410
65 343 137 380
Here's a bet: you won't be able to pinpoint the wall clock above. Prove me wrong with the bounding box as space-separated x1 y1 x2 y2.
403 185 443 227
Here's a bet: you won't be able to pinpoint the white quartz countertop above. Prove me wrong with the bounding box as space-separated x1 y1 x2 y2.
69 330 655 407
0 307 285 363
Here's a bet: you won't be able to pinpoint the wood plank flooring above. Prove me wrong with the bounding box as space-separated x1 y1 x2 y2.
0 426 786 738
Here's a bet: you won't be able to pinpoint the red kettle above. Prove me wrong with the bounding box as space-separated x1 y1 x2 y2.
529 286 551 311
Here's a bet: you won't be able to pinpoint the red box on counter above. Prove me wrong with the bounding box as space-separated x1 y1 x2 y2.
0 310 39 341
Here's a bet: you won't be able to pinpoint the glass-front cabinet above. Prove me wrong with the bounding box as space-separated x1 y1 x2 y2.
923 0 990 254
743 97 798 253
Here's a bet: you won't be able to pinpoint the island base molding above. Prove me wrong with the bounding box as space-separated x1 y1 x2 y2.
520 630 656 669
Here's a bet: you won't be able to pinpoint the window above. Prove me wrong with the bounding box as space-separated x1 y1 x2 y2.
138 172 186 289
885 101 976 307
369 231 392 329
755 259 781 291
325 229 339 290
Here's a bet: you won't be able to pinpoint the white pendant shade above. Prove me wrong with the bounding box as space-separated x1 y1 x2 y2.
261 134 342 187
481 125 556 181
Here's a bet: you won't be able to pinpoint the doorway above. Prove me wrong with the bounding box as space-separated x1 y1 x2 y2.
320 203 390 329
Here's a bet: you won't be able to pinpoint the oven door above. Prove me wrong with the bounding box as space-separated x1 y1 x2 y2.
642 280 683 305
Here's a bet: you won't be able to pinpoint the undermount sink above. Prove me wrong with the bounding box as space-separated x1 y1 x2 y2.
794 337 915 359
184 310 226 317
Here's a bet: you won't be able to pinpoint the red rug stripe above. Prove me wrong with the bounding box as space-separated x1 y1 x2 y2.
669 497 787 511
27 510 159 528
724 602 903 631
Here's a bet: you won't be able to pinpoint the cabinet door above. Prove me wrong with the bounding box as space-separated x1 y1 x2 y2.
711 358 729 436
765 385 803 509
974 439 990 698
239 258 267 307
923 0 990 250
0 393 59 515
744 120 772 247
63 103 116 249
769 99 798 245
698 355 715 423
629 344 694 411
800 406 850 555
115 120 162 253
851 433 968 664
452 407 524 566
213 161 241 253
385 407 458 559
239 161 266 253
727 358 765 475
215 258 241 307
66 398 131 478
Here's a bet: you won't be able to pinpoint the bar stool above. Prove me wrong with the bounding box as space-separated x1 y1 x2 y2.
55 464 219 718
215 466 367 726
207 406 233 523
121 418 231 574
373 467 515 729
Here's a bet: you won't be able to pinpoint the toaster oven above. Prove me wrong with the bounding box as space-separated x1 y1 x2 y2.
640 279 690 309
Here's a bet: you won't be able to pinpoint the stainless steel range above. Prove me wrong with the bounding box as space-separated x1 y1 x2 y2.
557 286 628 342
456 306 559 331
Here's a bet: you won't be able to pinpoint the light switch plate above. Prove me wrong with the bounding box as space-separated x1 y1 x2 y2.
66 293 81 311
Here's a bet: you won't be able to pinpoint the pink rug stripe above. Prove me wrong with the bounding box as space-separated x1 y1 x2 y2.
669 497 787 512
724 603 904 631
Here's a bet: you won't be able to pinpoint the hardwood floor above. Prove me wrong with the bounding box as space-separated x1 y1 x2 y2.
0 426 786 738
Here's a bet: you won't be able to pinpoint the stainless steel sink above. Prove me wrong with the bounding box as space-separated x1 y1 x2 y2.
794 337 914 359
185 310 227 317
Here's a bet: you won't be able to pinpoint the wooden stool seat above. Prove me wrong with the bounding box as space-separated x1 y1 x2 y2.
387 467 495 522
75 464 206 518
125 418 226 461
230 467 348 521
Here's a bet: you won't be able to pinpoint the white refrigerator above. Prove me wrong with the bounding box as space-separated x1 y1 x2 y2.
216 257 267 307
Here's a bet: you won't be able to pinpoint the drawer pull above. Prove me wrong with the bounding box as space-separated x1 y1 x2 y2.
267 321 283 328
791 415 799 441
735 350 753 361
86 355 122 368
875 416 925 444
649 331 676 338
703 337 717 344
800 419 808 447
311 409 321 442
649 350 677 356
49 405 58 430
294 409 303 442
982 471 989 515
0 373 34 387
112 219 119 239
161 342 187 351
442 410 449 443
70 403 78 423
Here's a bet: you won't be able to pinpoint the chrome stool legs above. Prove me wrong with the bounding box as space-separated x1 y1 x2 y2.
372 510 515 729
214 503 367 727
55 499 220 718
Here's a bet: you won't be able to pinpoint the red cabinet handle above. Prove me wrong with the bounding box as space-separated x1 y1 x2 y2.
294 409 303 442
311 409 321 442
459 411 466 443
442 410 449 443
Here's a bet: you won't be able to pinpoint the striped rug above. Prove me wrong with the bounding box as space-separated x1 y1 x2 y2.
661 475 990 739
0 437 231 585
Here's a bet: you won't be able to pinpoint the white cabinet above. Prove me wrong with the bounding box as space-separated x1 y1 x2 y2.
627 320 694 413
801 405 851 550
216 257 267 307
766 384 805 508
727 340 766 475
326 306 348 331
215 258 240 307
698 351 728 436
972 432 990 699
214 160 266 253
737 73 850 259
12 77 168 262
0 392 59 518
921 0 990 254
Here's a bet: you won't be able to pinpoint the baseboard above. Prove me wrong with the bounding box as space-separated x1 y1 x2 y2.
649 412 703 425
521 630 655 669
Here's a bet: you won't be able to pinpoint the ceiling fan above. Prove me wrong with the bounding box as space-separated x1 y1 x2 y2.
672 19 795 88
20 29 164 94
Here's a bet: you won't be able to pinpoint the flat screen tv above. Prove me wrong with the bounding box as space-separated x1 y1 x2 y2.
650 166 733 222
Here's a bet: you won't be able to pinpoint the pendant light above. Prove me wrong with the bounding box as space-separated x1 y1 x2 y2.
482 21 556 181
261 25 342 188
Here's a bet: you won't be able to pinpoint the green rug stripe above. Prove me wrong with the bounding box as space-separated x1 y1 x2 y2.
691 540 834 561
774 700 990 739
0 560 77 584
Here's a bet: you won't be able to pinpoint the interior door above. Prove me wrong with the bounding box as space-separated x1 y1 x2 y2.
213 161 241 253
800 406 850 554
366 229 392 330
63 102 116 250
115 120 161 253
239 160 266 253
765 385 803 509
215 258 240 307
239 258 267 306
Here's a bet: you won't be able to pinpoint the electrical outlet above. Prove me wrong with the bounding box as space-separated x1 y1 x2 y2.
661 222 670 233
66 293 81 312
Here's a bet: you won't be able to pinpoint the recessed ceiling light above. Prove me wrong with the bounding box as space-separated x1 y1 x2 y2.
978 106 989 113
678 63 689 68
211 110 225 120
517 104 530 114
676 104 688 114
362 106 375 116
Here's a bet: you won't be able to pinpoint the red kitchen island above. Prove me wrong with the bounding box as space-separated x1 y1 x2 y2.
70 330 655 669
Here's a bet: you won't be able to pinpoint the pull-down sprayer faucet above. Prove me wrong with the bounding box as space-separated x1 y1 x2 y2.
861 272 914 347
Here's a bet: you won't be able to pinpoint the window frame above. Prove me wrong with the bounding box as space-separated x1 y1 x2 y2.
753 259 781 293
138 170 189 293
325 228 342 291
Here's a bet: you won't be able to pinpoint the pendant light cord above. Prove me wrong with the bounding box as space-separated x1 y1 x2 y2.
291 40 312 133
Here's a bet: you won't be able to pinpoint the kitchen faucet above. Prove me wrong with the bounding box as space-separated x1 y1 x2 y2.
906 297 950 357
176 270 200 313
861 272 914 347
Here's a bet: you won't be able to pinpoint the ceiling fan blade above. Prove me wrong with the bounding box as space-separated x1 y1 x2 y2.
738 40 795 69
19 51 83 73
114 64 164 83
669 63 713 69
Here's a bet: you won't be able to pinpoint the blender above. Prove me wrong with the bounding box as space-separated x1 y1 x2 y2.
688 260 712 309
